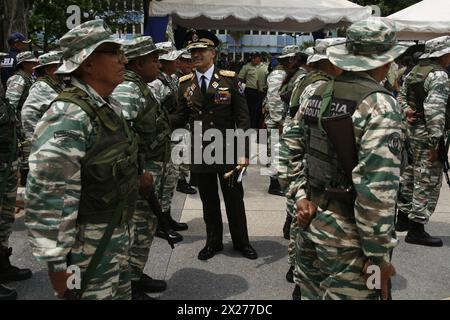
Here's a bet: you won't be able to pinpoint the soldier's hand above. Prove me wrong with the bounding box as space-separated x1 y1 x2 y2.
48 271 71 299
139 171 154 198
363 260 396 300
405 108 417 124
296 199 317 228
428 149 439 163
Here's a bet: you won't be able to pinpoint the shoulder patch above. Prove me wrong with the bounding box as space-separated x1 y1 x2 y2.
386 132 402 156
179 73 194 84
219 70 236 78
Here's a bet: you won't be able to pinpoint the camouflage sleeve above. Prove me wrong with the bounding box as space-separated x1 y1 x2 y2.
295 80 326 122
21 82 57 142
148 79 170 105
111 81 145 121
423 71 450 148
265 70 286 126
25 101 92 265
352 92 401 258
5 75 25 112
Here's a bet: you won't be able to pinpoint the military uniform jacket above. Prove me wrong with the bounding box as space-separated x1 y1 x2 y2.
171 66 251 173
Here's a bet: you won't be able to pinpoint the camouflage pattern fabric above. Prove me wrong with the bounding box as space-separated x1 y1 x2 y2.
21 77 64 142
264 68 287 128
0 160 18 247
397 66 450 224
25 77 133 300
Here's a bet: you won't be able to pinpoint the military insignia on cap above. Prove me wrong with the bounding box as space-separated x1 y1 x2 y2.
192 34 199 42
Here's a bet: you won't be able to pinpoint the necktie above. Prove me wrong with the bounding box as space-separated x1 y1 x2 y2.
201 75 207 94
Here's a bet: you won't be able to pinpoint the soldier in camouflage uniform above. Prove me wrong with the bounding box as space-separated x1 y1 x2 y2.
6 52 38 187
0 52 30 301
264 46 292 197
175 51 197 194
291 19 410 300
148 45 188 242
21 51 64 145
396 36 450 247
111 36 171 300
25 20 140 300
277 38 344 299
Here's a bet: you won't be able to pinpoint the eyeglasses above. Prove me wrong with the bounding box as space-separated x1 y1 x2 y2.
93 48 126 61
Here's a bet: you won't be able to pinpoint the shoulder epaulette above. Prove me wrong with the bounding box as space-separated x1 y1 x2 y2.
219 70 236 78
179 73 194 84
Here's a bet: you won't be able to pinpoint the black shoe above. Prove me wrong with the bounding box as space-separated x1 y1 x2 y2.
283 215 292 240
166 212 188 232
395 210 410 232
286 266 294 283
268 178 284 197
155 228 183 244
177 179 197 195
135 274 167 293
0 284 17 300
131 286 157 300
0 247 32 283
234 245 258 260
292 285 301 300
405 221 443 247
198 244 224 261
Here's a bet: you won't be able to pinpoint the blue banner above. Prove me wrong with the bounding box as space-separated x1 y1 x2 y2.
145 16 169 43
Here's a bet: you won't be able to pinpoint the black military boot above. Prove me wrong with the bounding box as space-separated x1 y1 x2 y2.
176 179 197 195
0 247 32 283
166 211 188 232
405 221 443 247
0 284 17 300
286 265 294 283
135 274 167 293
395 210 410 232
131 282 157 300
268 178 284 196
283 214 292 240
155 227 184 244
292 285 301 300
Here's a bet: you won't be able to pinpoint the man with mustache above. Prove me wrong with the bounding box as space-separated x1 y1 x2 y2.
25 20 140 300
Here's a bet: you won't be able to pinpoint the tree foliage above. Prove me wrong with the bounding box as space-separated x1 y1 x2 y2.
351 0 421 16
28 0 144 51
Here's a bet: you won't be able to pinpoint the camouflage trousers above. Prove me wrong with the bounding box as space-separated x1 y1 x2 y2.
397 138 443 224
128 161 161 282
297 235 378 300
69 221 134 300
0 160 18 247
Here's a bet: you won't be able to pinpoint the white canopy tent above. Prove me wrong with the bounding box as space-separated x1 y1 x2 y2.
149 0 372 33
386 0 450 40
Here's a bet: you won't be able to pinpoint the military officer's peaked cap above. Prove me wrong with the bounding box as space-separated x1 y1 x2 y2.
186 29 220 50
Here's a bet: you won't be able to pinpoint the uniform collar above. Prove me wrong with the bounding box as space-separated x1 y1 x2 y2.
195 64 215 81
71 77 112 109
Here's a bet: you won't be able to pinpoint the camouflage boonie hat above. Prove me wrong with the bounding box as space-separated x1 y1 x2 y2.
327 19 411 72
278 45 302 59
56 19 124 75
308 38 346 65
420 36 450 59
156 42 176 52
304 47 314 57
160 49 184 61
34 51 63 70
123 36 166 61
16 51 38 65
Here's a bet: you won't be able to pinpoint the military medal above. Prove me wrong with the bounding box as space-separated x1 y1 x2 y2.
215 88 231 104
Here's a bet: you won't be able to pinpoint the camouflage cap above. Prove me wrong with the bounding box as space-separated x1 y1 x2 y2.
160 49 184 61
123 36 166 61
16 51 39 65
34 51 63 69
327 19 411 72
420 36 450 59
56 19 124 75
156 42 176 52
278 45 302 59
307 38 346 65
